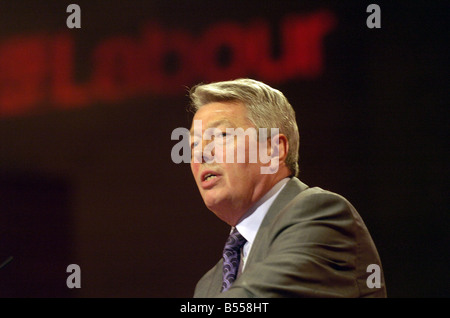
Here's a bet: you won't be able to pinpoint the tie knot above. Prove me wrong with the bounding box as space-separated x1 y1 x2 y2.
224 228 247 252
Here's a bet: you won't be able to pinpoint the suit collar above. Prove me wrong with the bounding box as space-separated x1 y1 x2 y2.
258 177 309 228
236 177 290 248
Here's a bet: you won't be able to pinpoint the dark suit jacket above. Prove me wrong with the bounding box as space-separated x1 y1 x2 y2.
193 177 387 297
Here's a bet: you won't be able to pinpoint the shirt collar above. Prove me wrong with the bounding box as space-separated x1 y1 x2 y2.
235 177 290 245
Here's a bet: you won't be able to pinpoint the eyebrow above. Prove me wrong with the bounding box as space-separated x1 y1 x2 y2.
190 119 236 136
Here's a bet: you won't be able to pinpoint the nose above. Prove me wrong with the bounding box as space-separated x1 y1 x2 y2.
202 138 215 163
192 138 215 164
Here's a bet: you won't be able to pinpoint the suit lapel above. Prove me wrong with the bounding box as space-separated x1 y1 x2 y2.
245 177 309 267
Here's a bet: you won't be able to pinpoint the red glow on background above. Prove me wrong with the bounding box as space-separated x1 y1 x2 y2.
0 10 336 118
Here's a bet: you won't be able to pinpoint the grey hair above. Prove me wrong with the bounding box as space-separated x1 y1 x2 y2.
188 78 300 177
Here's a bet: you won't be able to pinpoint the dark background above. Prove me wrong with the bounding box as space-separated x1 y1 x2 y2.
0 0 448 297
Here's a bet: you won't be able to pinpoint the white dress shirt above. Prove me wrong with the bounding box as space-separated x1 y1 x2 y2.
233 177 290 274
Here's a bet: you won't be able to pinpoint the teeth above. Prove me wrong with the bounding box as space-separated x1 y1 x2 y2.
205 174 217 181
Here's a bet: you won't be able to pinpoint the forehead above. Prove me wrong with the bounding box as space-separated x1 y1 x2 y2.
190 101 252 131
194 101 246 119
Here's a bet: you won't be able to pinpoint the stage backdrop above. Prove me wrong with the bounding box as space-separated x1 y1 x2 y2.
0 1 448 297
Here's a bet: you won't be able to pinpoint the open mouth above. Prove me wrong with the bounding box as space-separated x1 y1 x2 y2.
200 170 221 186
203 173 217 182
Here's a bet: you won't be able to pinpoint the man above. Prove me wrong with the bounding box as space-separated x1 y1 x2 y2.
188 78 386 297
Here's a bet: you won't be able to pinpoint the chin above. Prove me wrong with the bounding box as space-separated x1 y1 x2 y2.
203 194 225 213
201 188 217 201
203 196 220 211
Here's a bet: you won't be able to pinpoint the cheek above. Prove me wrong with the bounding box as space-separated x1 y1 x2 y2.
224 164 247 185
191 162 199 177
231 139 248 163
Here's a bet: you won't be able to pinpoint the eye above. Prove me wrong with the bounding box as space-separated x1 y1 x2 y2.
190 136 201 149
190 141 199 152
216 128 230 137
213 131 230 142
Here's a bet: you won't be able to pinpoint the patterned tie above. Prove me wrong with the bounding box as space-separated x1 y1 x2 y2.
221 228 247 292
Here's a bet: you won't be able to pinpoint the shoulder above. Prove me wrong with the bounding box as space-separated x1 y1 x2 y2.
276 180 360 224
264 181 369 247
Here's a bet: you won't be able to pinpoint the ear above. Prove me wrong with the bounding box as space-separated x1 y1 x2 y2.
259 133 289 175
271 133 289 165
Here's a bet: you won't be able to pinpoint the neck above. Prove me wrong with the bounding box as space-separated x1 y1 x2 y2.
224 170 291 226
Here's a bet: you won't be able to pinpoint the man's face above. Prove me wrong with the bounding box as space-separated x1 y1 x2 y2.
190 101 272 225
